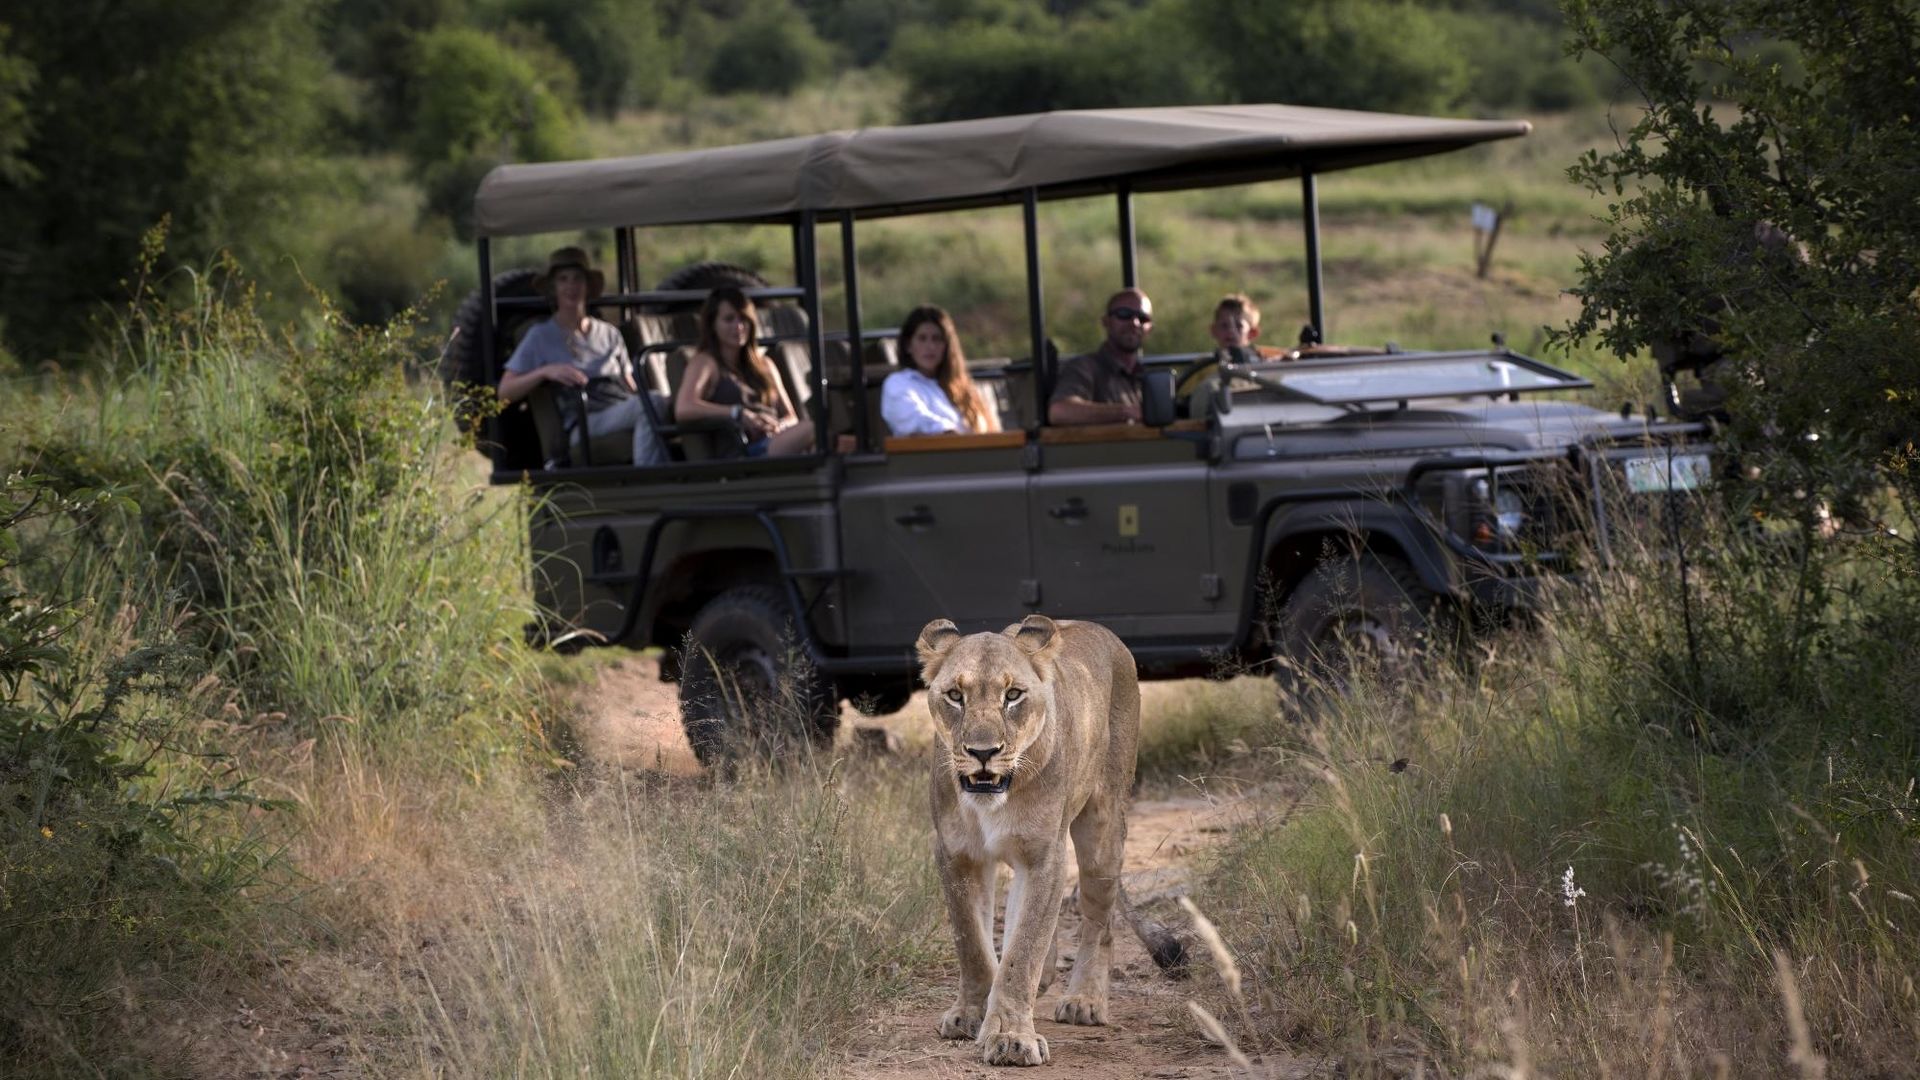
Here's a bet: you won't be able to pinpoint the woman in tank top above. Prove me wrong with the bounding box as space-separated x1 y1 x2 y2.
674 286 816 457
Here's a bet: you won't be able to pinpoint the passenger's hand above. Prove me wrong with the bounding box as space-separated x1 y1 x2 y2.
1123 402 1143 424
740 408 777 439
543 363 589 387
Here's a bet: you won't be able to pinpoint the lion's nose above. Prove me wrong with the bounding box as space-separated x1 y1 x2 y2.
965 746 1002 768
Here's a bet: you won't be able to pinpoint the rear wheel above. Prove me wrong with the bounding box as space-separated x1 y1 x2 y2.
678 585 839 767
1270 554 1439 707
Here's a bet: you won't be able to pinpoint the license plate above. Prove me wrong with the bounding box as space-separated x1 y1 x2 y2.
1624 452 1711 493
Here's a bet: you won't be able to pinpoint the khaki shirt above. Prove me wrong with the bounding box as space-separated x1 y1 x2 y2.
1050 343 1142 411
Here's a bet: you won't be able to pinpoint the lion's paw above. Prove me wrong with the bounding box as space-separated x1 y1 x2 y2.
937 1003 984 1040
981 1031 1050 1066
1053 992 1107 1026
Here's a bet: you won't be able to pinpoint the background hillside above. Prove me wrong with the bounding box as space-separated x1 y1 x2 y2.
0 0 1652 366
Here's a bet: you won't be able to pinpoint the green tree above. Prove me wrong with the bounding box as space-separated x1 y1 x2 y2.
0 25 35 186
702 0 833 95
1561 0 1920 543
0 0 330 362
892 2 1208 123
1184 0 1472 114
408 25 579 236
498 0 669 113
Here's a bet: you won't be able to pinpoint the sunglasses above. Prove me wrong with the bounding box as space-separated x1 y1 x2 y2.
1107 306 1153 325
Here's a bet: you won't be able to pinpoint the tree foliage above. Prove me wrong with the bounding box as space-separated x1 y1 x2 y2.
407 24 579 235
1561 0 1920 537
0 0 331 361
497 0 669 113
1185 0 1474 114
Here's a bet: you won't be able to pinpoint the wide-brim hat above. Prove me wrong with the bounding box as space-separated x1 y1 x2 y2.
532 246 605 299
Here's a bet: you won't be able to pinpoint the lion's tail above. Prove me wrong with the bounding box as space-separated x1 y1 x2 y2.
1119 884 1187 975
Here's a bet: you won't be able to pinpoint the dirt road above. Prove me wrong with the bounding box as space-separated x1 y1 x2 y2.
574 656 1307 1079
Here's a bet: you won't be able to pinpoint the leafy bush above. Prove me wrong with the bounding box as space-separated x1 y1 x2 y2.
21 240 541 760
1194 508 1920 1073
1184 0 1472 114
702 0 834 96
1561 0 1920 534
499 0 670 113
407 24 579 236
0 0 332 361
1 472 279 1064
893 5 1208 123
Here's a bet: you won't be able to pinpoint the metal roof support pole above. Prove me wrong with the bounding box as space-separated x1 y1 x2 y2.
840 213 872 452
798 211 829 455
615 226 635 295
1023 187 1048 427
478 238 500 469
1117 181 1137 289
1302 170 1325 344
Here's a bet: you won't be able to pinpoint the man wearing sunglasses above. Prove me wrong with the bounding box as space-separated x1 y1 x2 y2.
1049 288 1154 426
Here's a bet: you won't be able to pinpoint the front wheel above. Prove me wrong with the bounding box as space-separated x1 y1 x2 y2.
1270 553 1440 707
678 585 839 767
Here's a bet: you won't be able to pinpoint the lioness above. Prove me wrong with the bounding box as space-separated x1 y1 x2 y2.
917 614 1179 1067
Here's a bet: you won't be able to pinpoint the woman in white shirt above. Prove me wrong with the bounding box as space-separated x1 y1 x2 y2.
880 305 1001 436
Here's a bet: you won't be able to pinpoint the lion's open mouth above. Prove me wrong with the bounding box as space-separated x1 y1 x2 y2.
958 771 1011 795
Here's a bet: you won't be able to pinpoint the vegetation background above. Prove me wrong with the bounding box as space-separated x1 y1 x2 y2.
2 0 1917 1077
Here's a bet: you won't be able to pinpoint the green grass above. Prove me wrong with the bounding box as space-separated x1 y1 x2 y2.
1180 516 1920 1076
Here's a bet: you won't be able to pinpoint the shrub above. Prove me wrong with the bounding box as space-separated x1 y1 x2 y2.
1183 0 1471 114
0 0 331 362
892 4 1209 123
21 241 541 761
407 25 579 236
702 0 834 96
1191 501 1920 1074
499 0 670 113
1 472 279 1066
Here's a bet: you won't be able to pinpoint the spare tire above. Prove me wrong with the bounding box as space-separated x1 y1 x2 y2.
442 268 549 432
647 262 769 314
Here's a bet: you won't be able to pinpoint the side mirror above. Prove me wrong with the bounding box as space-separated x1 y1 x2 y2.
1141 369 1177 428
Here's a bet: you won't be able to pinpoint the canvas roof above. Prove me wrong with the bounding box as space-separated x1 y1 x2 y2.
474 104 1531 238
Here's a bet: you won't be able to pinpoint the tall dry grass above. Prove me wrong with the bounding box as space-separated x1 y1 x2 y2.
1179 500 1920 1076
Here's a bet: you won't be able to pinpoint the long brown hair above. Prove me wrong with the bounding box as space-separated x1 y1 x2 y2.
899 305 996 433
697 287 783 410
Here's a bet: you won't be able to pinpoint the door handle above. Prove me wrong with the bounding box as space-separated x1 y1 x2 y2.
1048 497 1089 522
894 505 935 529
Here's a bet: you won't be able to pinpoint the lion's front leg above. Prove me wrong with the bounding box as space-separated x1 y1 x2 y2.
936 850 996 1040
976 844 1066 1066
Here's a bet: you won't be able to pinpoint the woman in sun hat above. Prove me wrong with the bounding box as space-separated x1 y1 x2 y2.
496 246 668 466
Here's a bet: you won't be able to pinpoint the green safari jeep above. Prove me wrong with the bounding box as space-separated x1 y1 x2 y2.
446 104 1714 764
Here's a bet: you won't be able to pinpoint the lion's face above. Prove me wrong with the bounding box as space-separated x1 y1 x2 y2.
917 616 1062 796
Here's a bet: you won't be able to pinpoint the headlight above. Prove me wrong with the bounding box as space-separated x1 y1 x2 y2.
1457 470 1554 553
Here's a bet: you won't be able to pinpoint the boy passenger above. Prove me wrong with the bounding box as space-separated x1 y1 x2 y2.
1178 292 1290 416
1048 287 1153 426
496 247 669 466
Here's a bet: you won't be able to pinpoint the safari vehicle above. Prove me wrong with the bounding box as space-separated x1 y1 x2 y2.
450 105 1714 764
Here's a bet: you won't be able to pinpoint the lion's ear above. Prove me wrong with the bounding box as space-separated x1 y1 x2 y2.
1009 614 1059 656
916 618 963 679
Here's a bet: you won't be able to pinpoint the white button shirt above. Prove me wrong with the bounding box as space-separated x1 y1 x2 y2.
881 367 967 435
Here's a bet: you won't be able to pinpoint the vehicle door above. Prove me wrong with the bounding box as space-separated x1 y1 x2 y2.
1028 429 1229 639
837 435 1033 647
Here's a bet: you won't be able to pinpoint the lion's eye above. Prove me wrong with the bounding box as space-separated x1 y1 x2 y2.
944 689 964 705
1004 687 1024 704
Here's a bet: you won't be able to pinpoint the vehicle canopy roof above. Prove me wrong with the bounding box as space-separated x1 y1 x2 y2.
474 104 1530 238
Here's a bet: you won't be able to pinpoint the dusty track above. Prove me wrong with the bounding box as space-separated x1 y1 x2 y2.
572 656 1306 1079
